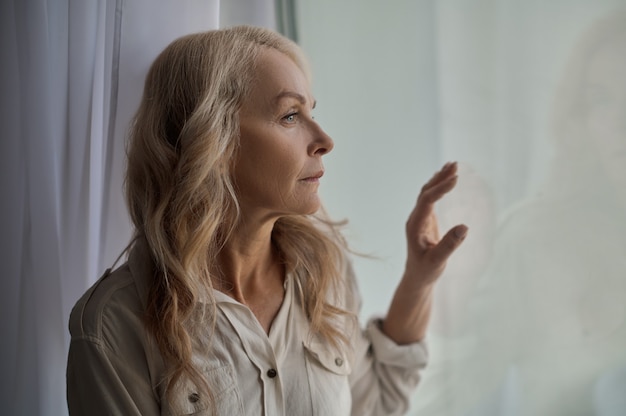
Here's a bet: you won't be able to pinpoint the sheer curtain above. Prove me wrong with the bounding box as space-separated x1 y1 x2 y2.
296 0 626 415
0 1 274 415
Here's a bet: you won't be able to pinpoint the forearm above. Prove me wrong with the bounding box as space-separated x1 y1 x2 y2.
382 279 435 345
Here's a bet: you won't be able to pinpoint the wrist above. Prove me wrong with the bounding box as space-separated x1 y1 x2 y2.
396 274 436 299
383 284 434 344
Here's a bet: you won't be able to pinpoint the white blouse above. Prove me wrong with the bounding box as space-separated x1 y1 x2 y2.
67 239 428 415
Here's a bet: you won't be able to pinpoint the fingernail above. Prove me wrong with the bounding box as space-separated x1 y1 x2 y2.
444 161 457 170
454 225 468 239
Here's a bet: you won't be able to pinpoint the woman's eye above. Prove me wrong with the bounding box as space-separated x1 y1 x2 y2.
283 112 298 123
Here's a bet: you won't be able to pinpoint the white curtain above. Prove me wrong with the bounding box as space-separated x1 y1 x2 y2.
296 0 626 415
0 1 274 414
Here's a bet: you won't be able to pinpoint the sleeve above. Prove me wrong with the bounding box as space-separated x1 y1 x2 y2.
348 318 428 416
344 265 429 416
67 336 160 416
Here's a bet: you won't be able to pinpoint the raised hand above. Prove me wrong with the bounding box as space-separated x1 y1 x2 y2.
404 161 468 289
382 162 468 344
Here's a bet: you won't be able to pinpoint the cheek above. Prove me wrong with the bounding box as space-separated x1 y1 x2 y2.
235 148 303 200
267 143 304 178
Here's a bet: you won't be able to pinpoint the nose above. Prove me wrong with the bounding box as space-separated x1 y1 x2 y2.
309 122 334 156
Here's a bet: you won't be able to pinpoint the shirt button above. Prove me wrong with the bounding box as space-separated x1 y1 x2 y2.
267 368 278 378
335 357 343 367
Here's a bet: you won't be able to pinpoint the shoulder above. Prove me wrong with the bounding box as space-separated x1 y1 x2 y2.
68 264 146 352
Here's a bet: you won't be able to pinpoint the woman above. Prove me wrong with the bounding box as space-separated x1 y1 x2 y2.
66 26 466 415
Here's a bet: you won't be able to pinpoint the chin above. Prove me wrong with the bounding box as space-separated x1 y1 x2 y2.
293 201 322 216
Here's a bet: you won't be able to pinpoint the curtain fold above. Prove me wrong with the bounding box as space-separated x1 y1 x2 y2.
275 0 299 42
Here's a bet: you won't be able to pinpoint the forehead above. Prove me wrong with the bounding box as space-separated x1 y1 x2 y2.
245 48 311 106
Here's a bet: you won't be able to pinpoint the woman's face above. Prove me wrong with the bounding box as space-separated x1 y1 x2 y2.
233 48 334 221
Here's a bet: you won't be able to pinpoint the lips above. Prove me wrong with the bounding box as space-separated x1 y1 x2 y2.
300 170 324 181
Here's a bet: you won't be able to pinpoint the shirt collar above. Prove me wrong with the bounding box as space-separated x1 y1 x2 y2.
128 236 294 309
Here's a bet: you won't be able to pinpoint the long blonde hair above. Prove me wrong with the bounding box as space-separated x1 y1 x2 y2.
125 26 353 399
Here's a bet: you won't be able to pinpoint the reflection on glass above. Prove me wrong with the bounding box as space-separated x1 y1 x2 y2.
426 11 626 416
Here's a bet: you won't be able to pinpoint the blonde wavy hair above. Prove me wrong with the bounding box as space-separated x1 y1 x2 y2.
125 26 354 400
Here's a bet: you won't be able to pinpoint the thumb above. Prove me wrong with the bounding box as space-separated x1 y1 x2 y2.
430 224 468 265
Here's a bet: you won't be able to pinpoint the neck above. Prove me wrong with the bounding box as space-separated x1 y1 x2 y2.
214 217 284 304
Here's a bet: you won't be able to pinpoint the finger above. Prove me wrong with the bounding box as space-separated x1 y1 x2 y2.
412 175 458 223
422 162 458 193
429 224 468 265
420 174 458 204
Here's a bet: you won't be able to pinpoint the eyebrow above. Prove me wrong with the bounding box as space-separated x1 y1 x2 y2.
274 91 317 109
